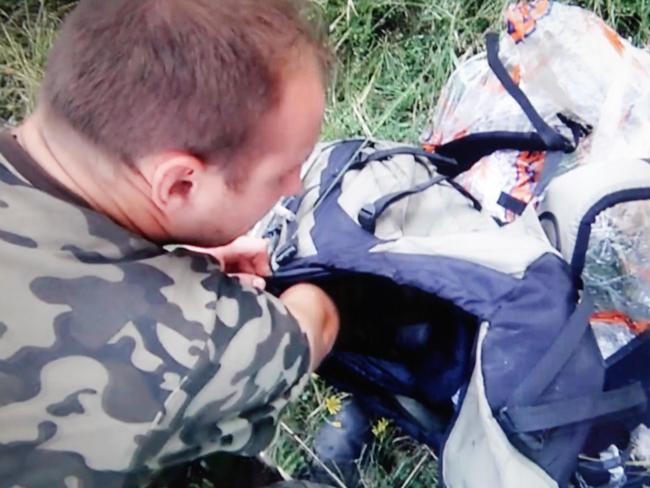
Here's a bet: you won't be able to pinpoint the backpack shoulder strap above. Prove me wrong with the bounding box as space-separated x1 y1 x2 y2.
538 158 650 280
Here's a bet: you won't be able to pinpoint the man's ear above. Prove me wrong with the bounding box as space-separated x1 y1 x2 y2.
148 153 206 213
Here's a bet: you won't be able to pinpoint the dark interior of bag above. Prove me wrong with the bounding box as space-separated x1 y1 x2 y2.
275 273 480 423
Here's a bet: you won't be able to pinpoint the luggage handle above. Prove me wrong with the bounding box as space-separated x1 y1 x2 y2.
433 33 577 169
484 32 575 153
357 174 482 233
358 174 446 233
314 143 458 212
360 146 459 175
430 33 584 217
273 143 460 263
354 148 475 234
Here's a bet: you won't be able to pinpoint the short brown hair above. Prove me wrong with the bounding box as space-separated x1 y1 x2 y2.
41 0 330 169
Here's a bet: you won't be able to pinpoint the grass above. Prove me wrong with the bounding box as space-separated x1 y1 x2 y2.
2 0 650 486
266 379 441 487
318 0 510 143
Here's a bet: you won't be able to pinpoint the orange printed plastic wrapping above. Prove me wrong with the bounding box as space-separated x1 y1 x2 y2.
421 0 650 223
591 311 650 335
422 0 650 334
506 0 552 43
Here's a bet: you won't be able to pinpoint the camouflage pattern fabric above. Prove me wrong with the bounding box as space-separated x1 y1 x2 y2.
0 132 311 487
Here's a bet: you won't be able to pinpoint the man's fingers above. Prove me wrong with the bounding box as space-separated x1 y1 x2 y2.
234 254 271 277
234 259 260 276
230 273 266 290
251 251 272 276
181 237 271 275
230 237 271 276
229 236 268 255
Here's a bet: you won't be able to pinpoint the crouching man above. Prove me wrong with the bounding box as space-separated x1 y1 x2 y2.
0 0 339 486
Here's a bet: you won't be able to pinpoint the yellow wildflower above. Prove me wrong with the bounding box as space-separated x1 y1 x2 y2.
372 417 391 438
324 395 343 416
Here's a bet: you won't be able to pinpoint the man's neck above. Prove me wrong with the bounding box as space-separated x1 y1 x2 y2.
13 108 168 242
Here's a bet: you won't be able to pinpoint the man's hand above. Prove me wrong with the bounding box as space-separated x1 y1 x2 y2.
186 236 271 289
280 284 340 371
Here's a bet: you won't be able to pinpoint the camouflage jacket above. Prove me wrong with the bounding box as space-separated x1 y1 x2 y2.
0 132 311 487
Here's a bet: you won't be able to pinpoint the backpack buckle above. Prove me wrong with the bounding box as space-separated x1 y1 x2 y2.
358 204 377 233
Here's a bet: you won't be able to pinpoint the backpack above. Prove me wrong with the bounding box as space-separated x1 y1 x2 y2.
416 2 650 483
256 137 647 488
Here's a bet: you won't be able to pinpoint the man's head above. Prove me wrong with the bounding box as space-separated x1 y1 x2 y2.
39 0 330 245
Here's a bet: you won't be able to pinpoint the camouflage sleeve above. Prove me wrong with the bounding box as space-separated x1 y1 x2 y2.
134 249 312 472
0 233 310 487
0 152 311 486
